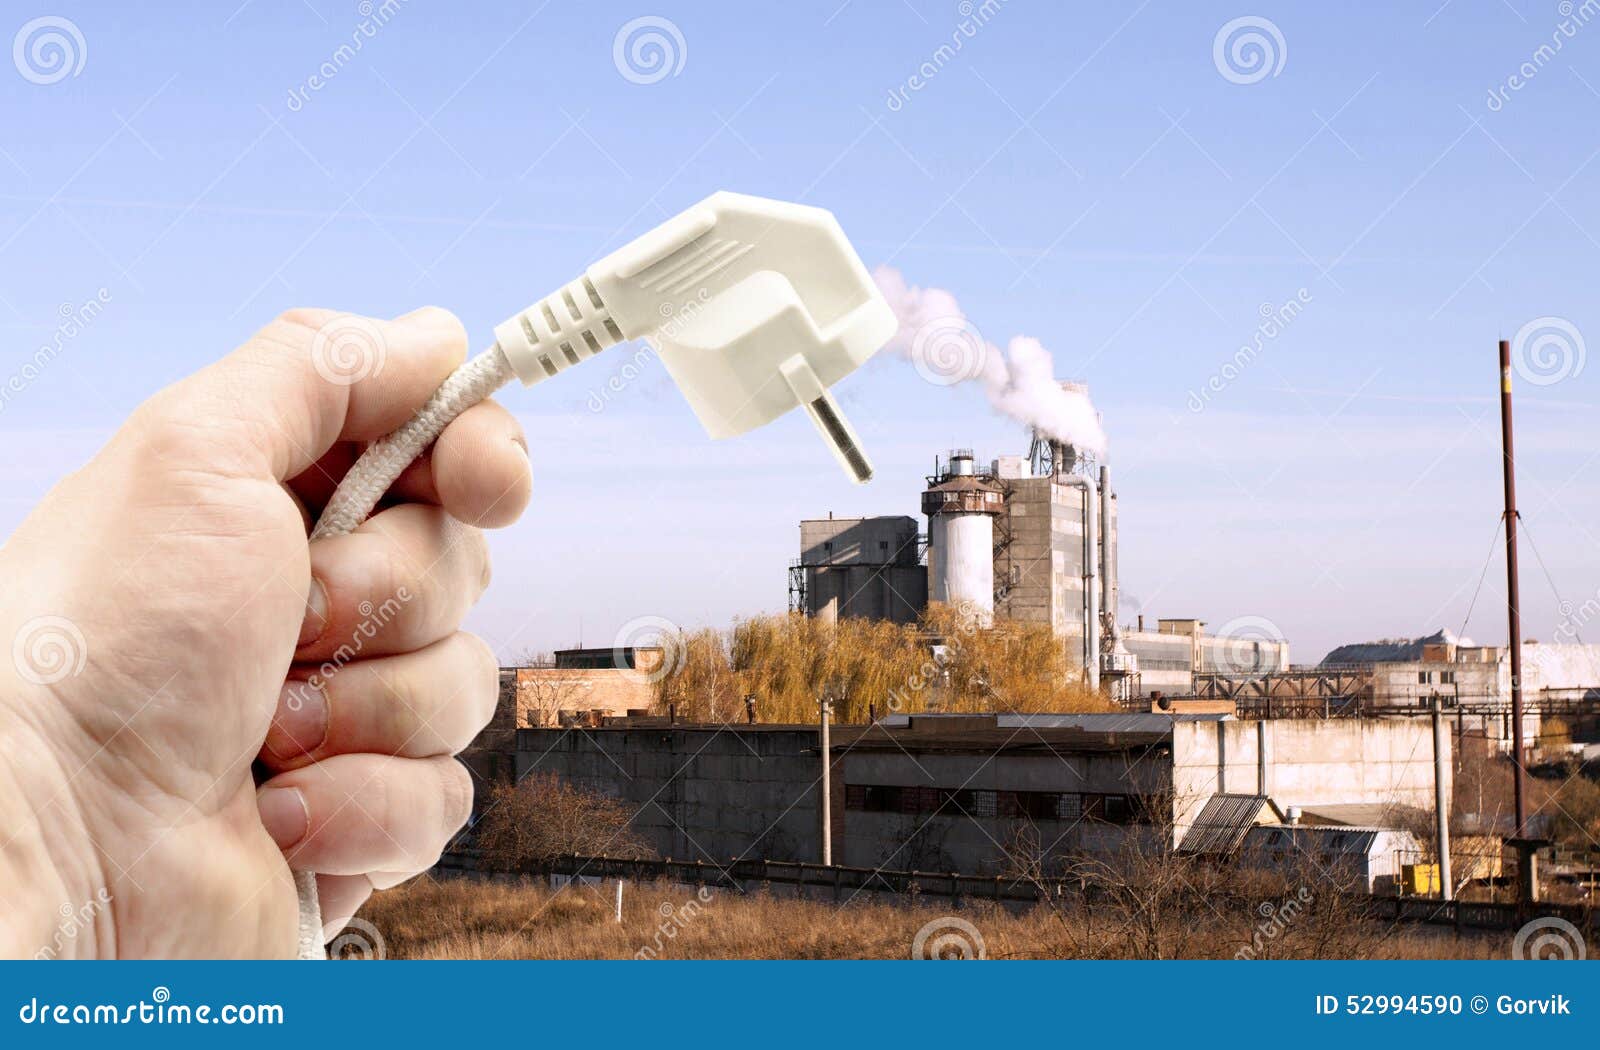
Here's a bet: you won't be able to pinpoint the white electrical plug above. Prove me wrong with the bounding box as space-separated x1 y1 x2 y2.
298 191 896 955
490 191 895 482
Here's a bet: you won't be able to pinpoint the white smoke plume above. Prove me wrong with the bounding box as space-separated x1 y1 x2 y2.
872 265 1106 454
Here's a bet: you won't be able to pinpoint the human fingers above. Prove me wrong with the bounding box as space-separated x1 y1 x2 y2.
255 754 472 876
295 502 489 662
261 632 497 772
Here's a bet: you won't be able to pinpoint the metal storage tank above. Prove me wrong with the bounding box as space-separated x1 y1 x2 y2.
792 515 926 625
922 451 1004 624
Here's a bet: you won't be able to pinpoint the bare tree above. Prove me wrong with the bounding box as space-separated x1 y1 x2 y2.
514 670 591 728
474 774 653 871
997 792 1380 959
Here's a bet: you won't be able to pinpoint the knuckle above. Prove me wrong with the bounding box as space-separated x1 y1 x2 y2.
409 305 468 347
434 759 474 836
273 307 331 336
450 520 491 596
259 309 340 360
458 633 500 735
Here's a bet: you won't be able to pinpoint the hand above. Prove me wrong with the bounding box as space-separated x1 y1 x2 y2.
0 307 530 958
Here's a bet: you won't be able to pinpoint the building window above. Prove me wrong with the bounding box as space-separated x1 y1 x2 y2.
1440 670 1455 684
998 791 1059 820
1417 671 1432 684
1102 795 1133 824
845 785 1144 824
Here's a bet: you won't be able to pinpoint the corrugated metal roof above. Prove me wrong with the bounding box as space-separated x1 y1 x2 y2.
1180 793 1275 855
1298 803 1398 827
1243 825 1383 856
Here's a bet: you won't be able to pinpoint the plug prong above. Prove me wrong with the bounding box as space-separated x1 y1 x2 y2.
802 388 873 485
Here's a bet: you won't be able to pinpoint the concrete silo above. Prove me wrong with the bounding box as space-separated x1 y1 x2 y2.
922 450 1004 624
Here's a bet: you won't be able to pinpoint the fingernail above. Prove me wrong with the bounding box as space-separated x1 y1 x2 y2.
257 787 309 849
265 680 328 761
299 578 328 646
510 432 528 456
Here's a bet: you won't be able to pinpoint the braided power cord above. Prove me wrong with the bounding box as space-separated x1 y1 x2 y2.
295 344 515 958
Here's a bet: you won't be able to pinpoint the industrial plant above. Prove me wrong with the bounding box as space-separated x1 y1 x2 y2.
791 385 1288 702
458 374 1598 938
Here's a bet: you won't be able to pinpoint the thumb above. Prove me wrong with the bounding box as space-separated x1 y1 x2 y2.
138 307 469 482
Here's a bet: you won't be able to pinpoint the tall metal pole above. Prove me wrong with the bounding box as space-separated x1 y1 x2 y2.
1498 340 1528 838
819 695 833 866
1431 695 1453 901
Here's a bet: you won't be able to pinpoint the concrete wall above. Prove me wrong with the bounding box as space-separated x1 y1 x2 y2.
1171 719 1445 843
996 475 1102 673
835 748 1164 874
1370 658 1540 751
514 666 654 727
507 719 1449 879
805 564 927 624
1122 628 1195 696
799 516 920 567
516 728 822 864
1197 635 1291 675
800 516 926 624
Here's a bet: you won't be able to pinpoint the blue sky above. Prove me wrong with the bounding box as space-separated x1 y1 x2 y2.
1 0 1597 663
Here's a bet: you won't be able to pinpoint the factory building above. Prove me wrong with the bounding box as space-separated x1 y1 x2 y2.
792 515 926 625
792 388 1289 698
1318 629 1600 752
511 712 1441 886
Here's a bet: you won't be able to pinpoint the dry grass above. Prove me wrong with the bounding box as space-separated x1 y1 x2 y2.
356 876 1508 960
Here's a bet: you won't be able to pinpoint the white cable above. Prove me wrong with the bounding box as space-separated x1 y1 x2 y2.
311 346 515 542
296 345 514 959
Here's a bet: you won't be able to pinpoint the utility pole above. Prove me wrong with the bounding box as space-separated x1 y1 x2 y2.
819 694 833 866
1497 339 1528 837
1431 695 1453 901
1500 340 1539 904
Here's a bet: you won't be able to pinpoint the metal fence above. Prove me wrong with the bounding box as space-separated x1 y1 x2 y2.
1369 895 1597 933
440 850 1598 933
